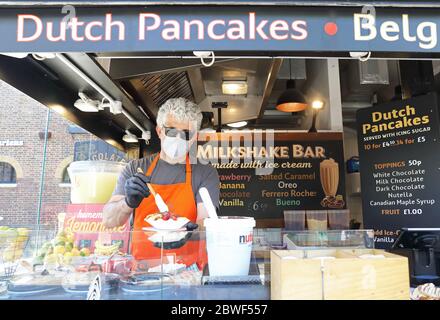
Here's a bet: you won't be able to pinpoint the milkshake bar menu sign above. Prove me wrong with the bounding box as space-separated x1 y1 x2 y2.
357 92 440 248
196 132 346 223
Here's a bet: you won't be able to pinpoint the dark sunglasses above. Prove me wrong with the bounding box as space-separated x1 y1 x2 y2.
163 126 196 141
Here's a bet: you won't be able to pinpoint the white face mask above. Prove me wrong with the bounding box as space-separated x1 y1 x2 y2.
162 136 189 160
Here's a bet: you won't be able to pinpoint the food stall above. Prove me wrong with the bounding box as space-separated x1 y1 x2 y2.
3 227 404 300
0 1 440 301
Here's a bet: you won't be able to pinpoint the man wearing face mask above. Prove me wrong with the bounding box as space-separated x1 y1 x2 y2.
103 98 219 265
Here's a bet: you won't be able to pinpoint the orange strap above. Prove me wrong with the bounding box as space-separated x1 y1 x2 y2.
146 154 192 184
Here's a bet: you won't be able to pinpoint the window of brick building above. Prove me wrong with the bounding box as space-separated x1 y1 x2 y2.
62 167 70 184
59 166 71 187
0 161 17 186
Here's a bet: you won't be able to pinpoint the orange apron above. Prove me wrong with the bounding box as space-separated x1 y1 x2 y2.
131 154 207 270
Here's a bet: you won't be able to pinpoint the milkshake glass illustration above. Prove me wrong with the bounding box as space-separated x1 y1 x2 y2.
320 158 343 208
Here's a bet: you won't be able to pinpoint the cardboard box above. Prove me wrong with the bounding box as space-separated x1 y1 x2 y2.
271 249 410 300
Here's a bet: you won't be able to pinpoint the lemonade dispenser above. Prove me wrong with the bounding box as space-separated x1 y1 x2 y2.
67 160 126 204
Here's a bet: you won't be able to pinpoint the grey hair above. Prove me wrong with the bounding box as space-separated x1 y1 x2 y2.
156 98 203 130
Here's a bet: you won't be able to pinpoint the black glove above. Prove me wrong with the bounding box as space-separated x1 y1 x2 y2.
154 233 193 250
152 223 199 250
124 173 151 208
185 222 199 231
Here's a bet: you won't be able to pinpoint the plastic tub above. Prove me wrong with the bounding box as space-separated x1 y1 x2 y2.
284 210 306 230
306 210 328 231
328 210 350 230
67 161 126 204
204 216 255 277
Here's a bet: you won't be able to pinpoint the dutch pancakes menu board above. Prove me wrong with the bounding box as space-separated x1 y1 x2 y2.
357 92 440 248
196 132 346 226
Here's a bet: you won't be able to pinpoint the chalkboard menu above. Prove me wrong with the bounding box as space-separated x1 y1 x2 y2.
357 92 440 248
196 132 346 226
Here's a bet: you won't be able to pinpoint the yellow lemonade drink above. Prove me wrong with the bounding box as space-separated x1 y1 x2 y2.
68 161 125 204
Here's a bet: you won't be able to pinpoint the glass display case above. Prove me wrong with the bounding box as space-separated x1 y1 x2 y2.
0 227 374 300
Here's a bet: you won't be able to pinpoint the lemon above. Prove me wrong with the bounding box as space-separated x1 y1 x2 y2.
57 231 66 238
53 245 66 255
54 240 65 247
79 247 90 256
71 248 80 256
54 234 67 243
63 252 73 265
44 253 57 265
66 232 75 243
65 242 73 252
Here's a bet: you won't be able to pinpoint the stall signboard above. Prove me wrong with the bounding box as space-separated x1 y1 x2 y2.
64 204 130 253
196 132 346 225
0 6 439 53
74 141 127 162
357 92 440 249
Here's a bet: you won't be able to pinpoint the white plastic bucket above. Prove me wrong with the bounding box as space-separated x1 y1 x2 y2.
204 216 256 276
67 161 126 204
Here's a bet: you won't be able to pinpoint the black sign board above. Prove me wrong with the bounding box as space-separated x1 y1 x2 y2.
357 92 440 248
197 132 346 226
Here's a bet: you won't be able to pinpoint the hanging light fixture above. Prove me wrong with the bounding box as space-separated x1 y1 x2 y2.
308 100 325 133
276 59 308 113
123 130 139 143
227 121 248 128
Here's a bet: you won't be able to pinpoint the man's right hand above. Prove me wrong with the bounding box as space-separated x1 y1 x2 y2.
124 173 151 209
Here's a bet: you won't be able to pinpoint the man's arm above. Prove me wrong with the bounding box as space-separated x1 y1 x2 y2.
103 195 133 228
102 159 150 228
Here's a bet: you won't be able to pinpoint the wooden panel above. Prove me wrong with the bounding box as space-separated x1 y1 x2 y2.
323 255 410 300
270 249 410 300
271 250 323 300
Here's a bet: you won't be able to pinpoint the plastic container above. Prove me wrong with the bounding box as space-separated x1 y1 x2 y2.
204 216 256 277
327 210 350 230
284 210 306 230
67 161 126 204
306 210 328 231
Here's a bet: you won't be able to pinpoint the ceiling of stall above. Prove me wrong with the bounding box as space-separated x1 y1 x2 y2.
139 72 195 110
105 57 315 130
3 50 439 152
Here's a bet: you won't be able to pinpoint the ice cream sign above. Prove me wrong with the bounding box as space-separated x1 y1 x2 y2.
197 132 346 219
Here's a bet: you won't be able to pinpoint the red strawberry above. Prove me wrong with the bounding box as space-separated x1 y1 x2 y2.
171 215 177 221
162 212 170 221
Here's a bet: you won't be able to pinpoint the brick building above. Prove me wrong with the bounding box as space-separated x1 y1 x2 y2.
0 80 122 228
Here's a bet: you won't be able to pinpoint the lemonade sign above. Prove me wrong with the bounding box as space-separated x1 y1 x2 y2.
63 204 130 254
